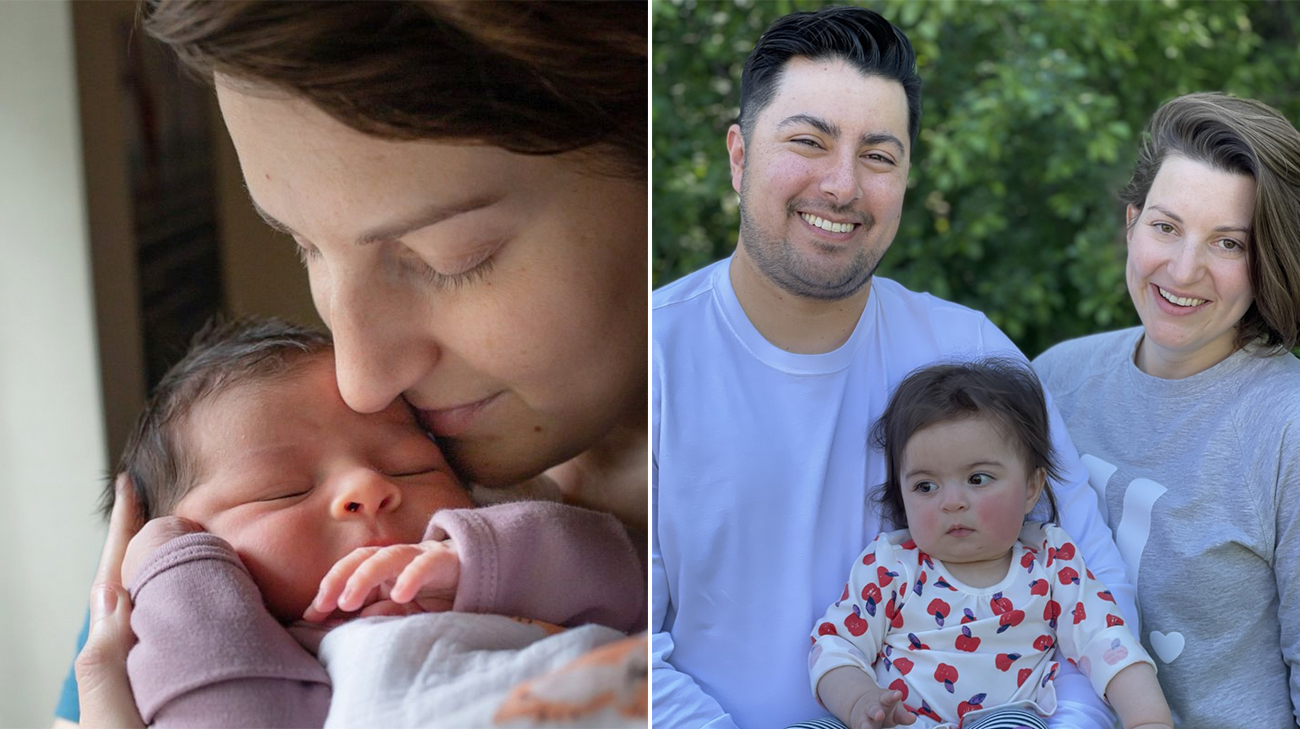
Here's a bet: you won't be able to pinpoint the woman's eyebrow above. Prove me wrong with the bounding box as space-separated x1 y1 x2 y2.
247 192 506 245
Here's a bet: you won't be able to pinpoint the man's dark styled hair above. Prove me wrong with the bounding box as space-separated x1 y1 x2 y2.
737 6 921 147
870 357 1062 529
103 317 332 522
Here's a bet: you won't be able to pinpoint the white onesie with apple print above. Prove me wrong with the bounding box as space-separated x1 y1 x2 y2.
809 523 1152 728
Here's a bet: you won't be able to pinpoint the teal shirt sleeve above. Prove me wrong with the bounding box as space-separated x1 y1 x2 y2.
54 609 88 722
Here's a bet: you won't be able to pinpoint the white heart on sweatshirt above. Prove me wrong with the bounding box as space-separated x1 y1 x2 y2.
1149 630 1185 663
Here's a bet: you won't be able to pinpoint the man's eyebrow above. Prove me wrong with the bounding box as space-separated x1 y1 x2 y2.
777 114 840 139
860 132 906 156
248 193 506 246
1147 204 1250 235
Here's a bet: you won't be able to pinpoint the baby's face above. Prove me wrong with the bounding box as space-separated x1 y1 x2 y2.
174 354 474 622
899 417 1044 583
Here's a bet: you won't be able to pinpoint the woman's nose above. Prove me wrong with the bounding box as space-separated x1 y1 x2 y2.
330 468 402 519
1168 240 1205 285
324 268 439 414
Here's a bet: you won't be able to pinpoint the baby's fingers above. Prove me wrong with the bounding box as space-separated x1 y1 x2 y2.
337 545 423 611
389 547 459 604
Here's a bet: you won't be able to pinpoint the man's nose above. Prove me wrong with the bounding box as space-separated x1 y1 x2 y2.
818 150 862 206
330 468 402 519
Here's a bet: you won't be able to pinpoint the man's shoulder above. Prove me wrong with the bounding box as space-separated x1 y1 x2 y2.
871 277 1017 358
653 259 724 313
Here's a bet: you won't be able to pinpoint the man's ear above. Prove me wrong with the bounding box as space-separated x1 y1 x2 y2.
1024 467 1047 516
726 124 746 195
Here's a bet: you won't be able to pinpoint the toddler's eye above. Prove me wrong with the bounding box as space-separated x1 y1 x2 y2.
914 481 936 494
968 473 993 486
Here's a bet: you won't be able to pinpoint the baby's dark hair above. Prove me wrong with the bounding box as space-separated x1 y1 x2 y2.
102 317 333 522
870 357 1062 528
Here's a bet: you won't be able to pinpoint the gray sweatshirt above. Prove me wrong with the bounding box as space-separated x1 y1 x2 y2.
1034 327 1300 728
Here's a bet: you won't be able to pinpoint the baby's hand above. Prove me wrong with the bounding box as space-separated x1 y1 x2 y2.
848 688 915 729
303 539 459 623
121 516 205 587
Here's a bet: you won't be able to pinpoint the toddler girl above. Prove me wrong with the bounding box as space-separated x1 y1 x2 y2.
809 358 1171 729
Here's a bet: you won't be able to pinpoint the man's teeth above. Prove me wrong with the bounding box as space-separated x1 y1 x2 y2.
800 213 857 234
1158 287 1206 307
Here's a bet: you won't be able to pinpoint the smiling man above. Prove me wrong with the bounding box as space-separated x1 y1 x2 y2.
652 7 1136 728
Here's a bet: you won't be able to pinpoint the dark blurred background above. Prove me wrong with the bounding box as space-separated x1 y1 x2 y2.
653 0 1300 357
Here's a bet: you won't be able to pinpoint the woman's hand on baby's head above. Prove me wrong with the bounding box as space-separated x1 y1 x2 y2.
120 516 205 587
303 539 460 623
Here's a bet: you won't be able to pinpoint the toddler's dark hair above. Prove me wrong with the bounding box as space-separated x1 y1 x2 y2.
870 357 1062 528
102 317 332 522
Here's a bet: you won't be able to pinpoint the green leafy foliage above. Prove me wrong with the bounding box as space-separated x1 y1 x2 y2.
653 0 1300 357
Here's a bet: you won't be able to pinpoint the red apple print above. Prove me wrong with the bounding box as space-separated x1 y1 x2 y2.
884 595 905 629
997 609 1026 633
927 598 951 627
954 625 981 652
1043 599 1061 626
877 565 897 587
1020 551 1036 569
1046 547 1057 567
1033 634 1054 651
862 582 882 604
817 622 838 637
839 584 849 602
1055 543 1076 562
916 701 941 721
844 606 868 637
890 678 908 702
863 552 876 566
960 608 977 624
1086 567 1095 580
1041 661 1059 688
1029 578 1048 596
907 632 930 651
892 656 914 675
1058 566 1079 585
1097 589 1116 603
1017 667 1033 687
990 593 1014 615
913 571 927 597
1107 613 1125 628
918 550 934 569
935 576 957 591
957 693 987 718
901 538 917 550
934 663 959 693
995 652 1021 671
1072 602 1087 625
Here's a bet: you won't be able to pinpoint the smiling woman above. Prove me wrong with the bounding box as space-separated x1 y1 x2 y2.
62 2 648 728
1033 93 1300 725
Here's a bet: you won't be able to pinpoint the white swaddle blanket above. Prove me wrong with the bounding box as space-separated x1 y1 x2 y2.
318 612 645 728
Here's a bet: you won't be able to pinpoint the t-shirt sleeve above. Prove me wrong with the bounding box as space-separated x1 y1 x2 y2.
808 534 908 702
1041 524 1153 701
1271 417 1300 720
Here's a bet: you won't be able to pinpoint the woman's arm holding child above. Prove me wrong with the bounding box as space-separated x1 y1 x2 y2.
1104 663 1172 729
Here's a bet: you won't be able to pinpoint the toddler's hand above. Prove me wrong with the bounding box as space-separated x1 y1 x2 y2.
303 539 459 623
848 688 915 729
121 516 205 587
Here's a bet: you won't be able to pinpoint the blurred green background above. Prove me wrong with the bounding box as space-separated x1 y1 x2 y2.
652 0 1300 357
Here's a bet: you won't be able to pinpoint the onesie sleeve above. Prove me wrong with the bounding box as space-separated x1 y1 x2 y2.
1040 524 1154 701
127 532 330 727
808 533 908 703
428 501 646 633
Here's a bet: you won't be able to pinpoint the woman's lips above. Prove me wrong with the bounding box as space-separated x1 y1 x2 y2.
416 392 502 437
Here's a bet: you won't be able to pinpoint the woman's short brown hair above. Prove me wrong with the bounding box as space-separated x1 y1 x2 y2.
1120 92 1300 352
142 0 647 177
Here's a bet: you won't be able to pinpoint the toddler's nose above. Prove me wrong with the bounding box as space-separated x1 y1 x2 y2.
331 468 401 519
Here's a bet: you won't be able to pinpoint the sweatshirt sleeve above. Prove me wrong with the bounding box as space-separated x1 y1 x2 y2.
127 532 330 727
428 501 646 633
